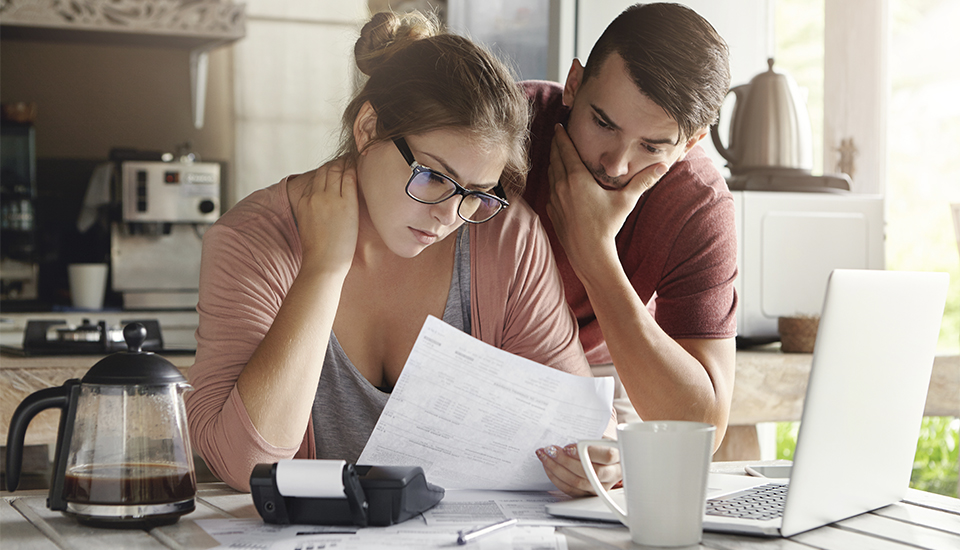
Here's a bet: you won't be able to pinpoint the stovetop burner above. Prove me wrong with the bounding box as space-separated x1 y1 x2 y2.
1 319 192 356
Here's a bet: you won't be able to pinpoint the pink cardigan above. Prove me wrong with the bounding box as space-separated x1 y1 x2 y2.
186 177 598 491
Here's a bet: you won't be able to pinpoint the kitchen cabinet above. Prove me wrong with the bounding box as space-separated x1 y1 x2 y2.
229 0 366 204
0 0 246 129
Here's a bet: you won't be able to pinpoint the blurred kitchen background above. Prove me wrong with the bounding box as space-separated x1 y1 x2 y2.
1 0 956 353
1 0 957 494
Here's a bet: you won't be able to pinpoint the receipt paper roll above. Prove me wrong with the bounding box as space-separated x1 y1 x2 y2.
274 459 347 498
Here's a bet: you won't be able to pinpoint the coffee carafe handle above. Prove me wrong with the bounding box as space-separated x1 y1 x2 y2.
710 83 749 165
5 380 81 496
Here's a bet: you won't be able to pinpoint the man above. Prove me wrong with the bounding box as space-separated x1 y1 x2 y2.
530 3 738 494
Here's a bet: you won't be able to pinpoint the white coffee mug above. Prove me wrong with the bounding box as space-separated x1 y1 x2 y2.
579 421 715 547
68 263 108 310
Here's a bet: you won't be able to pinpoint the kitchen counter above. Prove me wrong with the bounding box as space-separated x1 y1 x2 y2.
0 311 199 449
0 310 199 350
2 317 957 460
731 345 959 423
714 346 960 461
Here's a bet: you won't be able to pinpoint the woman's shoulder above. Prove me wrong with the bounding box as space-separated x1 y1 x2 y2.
218 178 288 223
204 176 303 268
469 196 553 275
214 177 300 239
473 195 543 243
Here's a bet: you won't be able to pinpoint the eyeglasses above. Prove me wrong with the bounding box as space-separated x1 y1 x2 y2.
394 137 509 224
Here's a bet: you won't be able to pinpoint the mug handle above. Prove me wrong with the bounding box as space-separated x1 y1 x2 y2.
577 439 628 525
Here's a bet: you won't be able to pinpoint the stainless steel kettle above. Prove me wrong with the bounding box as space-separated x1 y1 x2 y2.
5 323 196 528
711 58 813 175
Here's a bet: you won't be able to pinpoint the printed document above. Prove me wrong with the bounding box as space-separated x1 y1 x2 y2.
422 489 612 527
196 519 565 550
358 315 614 490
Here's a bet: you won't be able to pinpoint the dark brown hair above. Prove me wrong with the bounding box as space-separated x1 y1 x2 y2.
582 3 730 141
338 11 530 195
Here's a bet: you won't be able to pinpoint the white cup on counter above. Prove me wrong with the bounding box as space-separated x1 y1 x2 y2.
578 421 716 547
68 263 108 310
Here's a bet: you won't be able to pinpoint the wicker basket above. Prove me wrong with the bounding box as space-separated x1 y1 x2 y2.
778 316 820 353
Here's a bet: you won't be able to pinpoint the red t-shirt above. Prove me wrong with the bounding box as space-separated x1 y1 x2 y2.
521 81 738 364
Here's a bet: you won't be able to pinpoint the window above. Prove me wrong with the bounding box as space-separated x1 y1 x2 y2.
886 0 960 354
774 0 959 497
776 0 959 353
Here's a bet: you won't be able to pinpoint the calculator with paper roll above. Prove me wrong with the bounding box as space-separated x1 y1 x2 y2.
250 460 444 526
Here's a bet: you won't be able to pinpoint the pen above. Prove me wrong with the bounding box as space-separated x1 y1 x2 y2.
457 518 518 545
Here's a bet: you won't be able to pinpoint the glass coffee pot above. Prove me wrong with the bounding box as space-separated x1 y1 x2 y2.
5 323 196 527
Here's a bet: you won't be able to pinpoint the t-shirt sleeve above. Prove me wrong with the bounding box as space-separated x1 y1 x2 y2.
648 192 738 339
185 222 308 492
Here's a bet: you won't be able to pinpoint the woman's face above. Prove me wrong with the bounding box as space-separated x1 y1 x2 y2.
356 127 506 258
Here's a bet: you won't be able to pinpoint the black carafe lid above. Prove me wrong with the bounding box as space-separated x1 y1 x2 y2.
81 323 186 385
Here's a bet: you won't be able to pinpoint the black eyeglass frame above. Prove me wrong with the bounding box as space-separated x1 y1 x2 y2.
393 137 509 224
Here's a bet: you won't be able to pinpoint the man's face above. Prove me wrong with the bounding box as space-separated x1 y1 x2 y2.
562 53 705 190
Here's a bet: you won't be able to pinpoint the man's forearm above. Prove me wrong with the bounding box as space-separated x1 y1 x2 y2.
576 253 735 448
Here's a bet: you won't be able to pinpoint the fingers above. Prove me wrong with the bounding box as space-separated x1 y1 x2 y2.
547 124 591 233
318 158 352 194
304 158 358 201
537 445 592 496
338 158 358 200
623 161 667 201
547 135 564 193
536 444 622 497
302 160 336 197
571 442 620 465
295 157 361 271
550 124 591 183
552 120 669 199
552 123 579 167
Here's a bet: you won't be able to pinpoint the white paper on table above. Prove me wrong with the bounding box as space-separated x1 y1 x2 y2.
195 518 358 547
197 519 565 550
358 315 614 491
422 489 617 528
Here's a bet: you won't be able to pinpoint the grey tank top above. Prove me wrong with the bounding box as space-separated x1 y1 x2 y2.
311 227 471 462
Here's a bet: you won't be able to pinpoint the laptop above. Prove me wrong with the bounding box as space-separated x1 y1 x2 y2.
546 269 950 537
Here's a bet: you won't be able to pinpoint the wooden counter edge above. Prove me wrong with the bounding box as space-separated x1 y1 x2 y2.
0 352 196 369
729 352 958 425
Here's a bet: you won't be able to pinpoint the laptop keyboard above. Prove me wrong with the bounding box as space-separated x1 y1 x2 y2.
706 483 788 521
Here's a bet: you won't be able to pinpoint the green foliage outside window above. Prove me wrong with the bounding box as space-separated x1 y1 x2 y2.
910 417 960 497
775 417 959 498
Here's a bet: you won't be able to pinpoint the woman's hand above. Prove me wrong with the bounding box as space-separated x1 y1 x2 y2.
236 158 359 449
295 158 359 276
536 442 622 497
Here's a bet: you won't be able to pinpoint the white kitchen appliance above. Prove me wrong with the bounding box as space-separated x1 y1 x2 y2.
119 161 219 223
111 160 220 309
733 190 884 340
715 56 885 342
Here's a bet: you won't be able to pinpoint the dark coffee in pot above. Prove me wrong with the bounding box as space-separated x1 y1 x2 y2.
64 463 195 504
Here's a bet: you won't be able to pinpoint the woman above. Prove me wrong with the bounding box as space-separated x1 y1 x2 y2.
186 11 619 495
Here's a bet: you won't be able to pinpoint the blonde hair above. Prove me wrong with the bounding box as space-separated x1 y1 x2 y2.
338 11 530 195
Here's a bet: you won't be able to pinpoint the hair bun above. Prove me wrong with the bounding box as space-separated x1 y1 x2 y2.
355 11 440 76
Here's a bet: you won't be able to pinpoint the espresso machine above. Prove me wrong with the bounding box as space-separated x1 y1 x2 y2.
111 159 221 309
